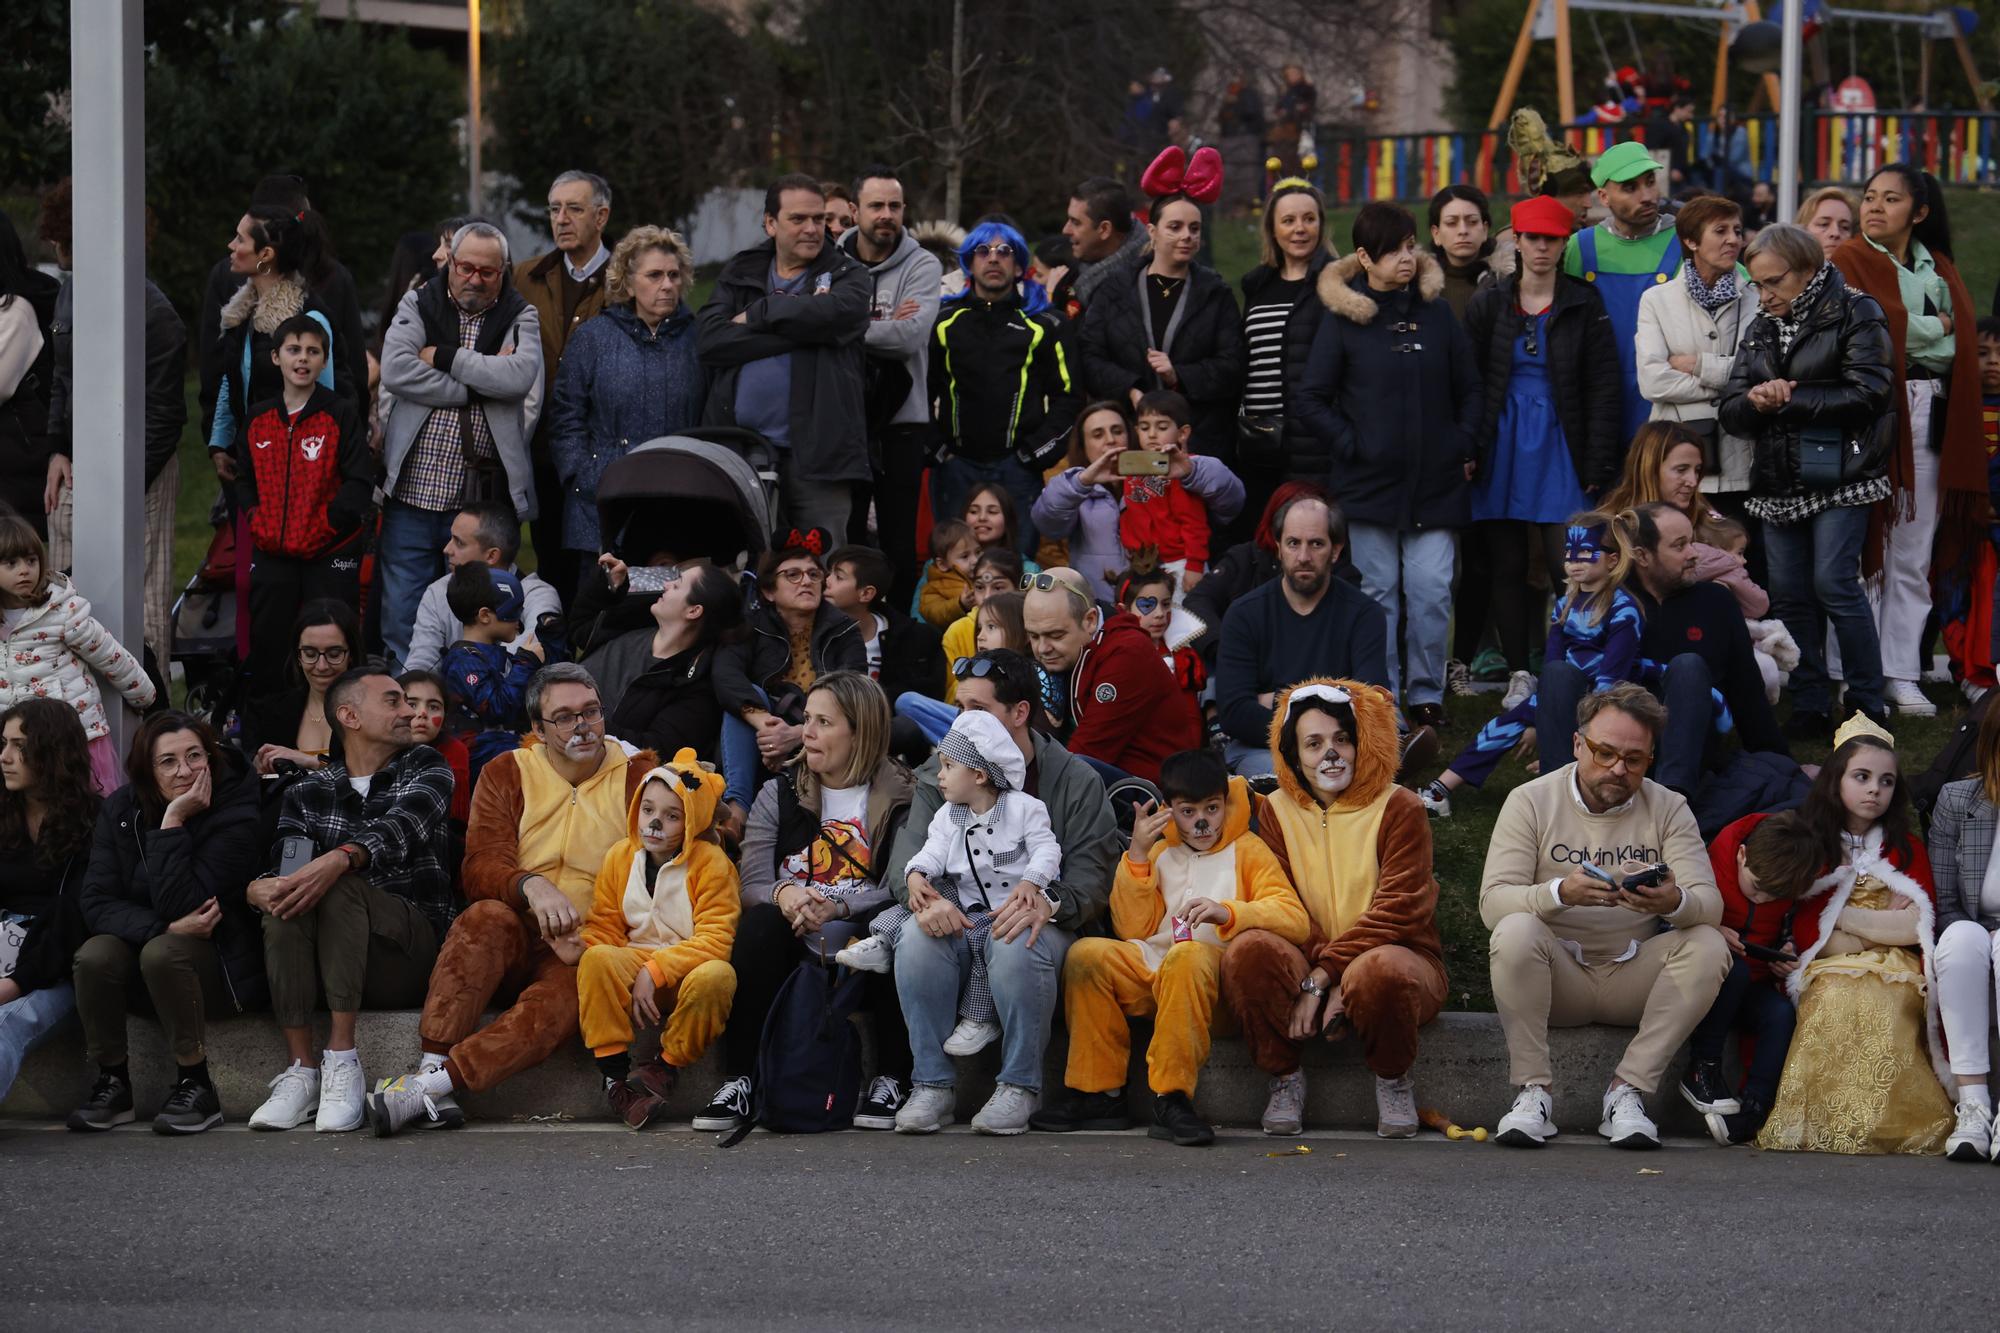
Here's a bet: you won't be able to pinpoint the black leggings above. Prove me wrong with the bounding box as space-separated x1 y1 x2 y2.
1470 520 1569 672
721 901 913 1081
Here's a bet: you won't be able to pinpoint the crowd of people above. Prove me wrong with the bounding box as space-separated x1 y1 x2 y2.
3 125 2000 1160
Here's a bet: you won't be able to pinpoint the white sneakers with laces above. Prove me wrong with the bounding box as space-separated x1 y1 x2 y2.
315 1054 367 1133
1500 670 1538 712
1946 1100 1995 1163
1495 1084 1556 1147
1599 1083 1660 1149
1375 1075 1419 1138
833 936 893 973
1885 679 1937 717
248 1062 321 1131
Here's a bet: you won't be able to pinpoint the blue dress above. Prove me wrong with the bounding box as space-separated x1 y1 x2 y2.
1470 309 1588 524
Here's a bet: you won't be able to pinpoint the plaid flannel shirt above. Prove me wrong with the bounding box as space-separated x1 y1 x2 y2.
273 744 459 935
394 308 498 512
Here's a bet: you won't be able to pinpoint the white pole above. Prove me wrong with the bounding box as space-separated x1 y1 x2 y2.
70 0 145 756
1777 0 1805 217
468 0 483 212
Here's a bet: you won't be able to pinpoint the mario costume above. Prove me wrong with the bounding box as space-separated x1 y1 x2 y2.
1562 140 1682 441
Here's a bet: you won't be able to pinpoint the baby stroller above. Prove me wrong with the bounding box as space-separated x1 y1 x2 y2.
593 427 782 570
171 500 240 729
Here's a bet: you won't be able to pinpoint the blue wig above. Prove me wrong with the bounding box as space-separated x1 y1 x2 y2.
947 219 1050 314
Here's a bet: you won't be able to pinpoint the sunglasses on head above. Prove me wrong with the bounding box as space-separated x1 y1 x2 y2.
951 656 1005 680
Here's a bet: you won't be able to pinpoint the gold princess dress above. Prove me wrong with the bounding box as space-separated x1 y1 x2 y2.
1756 876 1955 1155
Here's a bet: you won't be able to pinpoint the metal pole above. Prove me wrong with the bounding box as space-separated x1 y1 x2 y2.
70 0 145 757
1777 0 1804 216
468 0 483 211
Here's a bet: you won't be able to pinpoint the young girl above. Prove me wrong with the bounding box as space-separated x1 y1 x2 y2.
1419 512 1641 818
1031 397 1244 604
834 710 1060 1059
1757 716 1956 1155
974 591 1063 733
0 515 156 794
963 482 1035 563
1116 566 1203 704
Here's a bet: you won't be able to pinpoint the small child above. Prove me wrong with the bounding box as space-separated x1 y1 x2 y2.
1698 515 1800 702
1116 566 1204 703
918 519 981 630
1124 391 1213 600
1682 809 1817 1146
399 669 470 882
236 314 376 692
439 563 546 784
1031 749 1308 1145
835 709 1060 1058
563 750 741 1129
0 513 156 793
1420 513 1644 817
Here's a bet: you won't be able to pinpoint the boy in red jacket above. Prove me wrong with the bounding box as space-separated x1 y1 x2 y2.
236 313 377 690
1681 810 1821 1145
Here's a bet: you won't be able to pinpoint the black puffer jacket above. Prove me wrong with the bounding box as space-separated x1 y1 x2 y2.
1717 267 1895 497
77 748 267 1012
1463 274 1625 491
1238 251 1335 480
713 597 866 722
1291 254 1482 530
1079 261 1247 460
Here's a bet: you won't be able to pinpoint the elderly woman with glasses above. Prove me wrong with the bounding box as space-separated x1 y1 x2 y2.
1719 222 1896 739
240 599 365 774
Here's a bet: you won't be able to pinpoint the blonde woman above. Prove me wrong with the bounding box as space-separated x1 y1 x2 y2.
546 225 705 582
1796 186 1858 262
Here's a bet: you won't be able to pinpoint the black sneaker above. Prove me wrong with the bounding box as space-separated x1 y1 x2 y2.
1704 1095 1770 1146
1029 1088 1131 1132
1677 1059 1742 1116
691 1075 753 1132
1782 709 1830 742
852 1075 905 1130
153 1077 223 1135
1148 1090 1215 1147
66 1071 135 1132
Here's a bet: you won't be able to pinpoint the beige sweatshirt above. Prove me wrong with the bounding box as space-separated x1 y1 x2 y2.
1479 765 1721 966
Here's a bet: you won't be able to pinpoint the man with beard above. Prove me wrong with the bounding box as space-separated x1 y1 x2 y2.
1562 142 1682 440
1480 682 1727 1152
926 218 1081 558
369 664 658 1134
1213 495 1392 776
837 165 942 602
1050 177 1148 322
698 174 871 539
1535 503 1787 797
379 221 545 667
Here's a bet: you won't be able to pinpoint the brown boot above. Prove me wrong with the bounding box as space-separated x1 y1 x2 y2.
605 1077 663 1130
631 1059 677 1102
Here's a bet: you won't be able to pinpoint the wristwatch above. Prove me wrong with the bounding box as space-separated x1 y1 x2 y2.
1038 885 1062 916
1299 976 1327 997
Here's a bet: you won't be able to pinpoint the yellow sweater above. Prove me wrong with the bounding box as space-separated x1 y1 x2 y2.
940 612 977 703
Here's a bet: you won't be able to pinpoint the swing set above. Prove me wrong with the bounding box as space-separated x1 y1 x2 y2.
1485 0 1990 130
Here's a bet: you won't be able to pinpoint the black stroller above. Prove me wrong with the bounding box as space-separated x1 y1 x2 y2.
593 427 783 570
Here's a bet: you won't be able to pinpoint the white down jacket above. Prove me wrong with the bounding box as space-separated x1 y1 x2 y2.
0 573 156 740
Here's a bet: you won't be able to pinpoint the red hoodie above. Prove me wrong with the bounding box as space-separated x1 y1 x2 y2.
1066 610 1202 783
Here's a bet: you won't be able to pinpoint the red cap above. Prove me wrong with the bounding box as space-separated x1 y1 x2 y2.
1511 195 1577 238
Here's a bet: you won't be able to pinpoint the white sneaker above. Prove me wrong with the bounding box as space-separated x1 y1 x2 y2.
1963 679 1991 706
248 1062 321 1131
942 1017 1001 1056
315 1055 367 1133
1375 1074 1419 1139
1261 1070 1306 1136
1418 784 1452 819
1885 679 1937 717
971 1082 1039 1135
1599 1084 1660 1149
834 934 894 973
1946 1100 1994 1163
895 1082 956 1134
1495 1085 1556 1147
1500 670 1537 712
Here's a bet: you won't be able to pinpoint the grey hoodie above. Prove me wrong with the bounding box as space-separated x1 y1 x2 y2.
838 228 943 426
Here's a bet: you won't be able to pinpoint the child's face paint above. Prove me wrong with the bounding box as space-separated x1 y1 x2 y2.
636 782 685 857
1170 794 1226 852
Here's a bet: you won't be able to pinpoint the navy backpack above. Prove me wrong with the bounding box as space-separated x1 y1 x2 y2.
720 953 866 1146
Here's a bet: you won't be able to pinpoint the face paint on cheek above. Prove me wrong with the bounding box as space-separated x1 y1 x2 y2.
562 733 598 759
1311 753 1352 794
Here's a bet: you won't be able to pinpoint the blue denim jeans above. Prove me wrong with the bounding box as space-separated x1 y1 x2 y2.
0 981 74 1102
1536 653 1714 794
895 692 958 745
1347 523 1456 706
1761 504 1883 716
1689 957 1796 1109
930 454 1043 557
378 498 458 669
718 685 772 813
896 919 1072 1090
1224 738 1275 776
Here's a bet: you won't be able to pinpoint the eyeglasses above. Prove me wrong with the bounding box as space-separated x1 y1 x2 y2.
971 243 1017 259
539 705 604 734
1580 736 1653 772
299 645 351 666
1132 596 1162 615
452 260 502 282
777 566 825 586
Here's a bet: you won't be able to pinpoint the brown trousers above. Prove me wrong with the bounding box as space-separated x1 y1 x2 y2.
72 932 232 1067
1221 929 1446 1079
263 875 438 1029
418 899 579 1094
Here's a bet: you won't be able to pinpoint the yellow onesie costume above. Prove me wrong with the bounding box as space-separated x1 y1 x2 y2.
576 749 742 1068
1061 776 1310 1097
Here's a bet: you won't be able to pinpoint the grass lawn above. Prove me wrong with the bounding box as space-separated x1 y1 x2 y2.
162 195 1991 1010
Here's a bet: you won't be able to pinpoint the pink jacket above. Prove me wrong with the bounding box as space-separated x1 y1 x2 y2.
1690 541 1768 618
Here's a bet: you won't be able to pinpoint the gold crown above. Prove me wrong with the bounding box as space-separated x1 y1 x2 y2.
1831 710 1895 751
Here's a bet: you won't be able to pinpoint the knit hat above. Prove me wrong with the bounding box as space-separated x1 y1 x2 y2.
1511 195 1577 239
936 710 1025 793
1591 140 1660 188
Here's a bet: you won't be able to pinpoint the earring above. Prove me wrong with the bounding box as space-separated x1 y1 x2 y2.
256 260 270 274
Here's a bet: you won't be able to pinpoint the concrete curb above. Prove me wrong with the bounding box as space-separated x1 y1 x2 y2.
4 1009 1718 1135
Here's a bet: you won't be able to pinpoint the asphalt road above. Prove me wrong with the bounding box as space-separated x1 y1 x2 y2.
3 1122 1993 1331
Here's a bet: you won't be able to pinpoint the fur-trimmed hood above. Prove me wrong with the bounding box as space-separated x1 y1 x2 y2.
1265 677 1402 813
220 273 310 335
1316 251 1446 324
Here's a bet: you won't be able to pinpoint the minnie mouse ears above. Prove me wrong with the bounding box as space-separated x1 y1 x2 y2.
1140 145 1223 205
772 526 830 558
